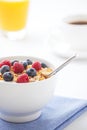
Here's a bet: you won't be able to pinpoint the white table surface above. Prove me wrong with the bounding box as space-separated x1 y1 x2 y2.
0 0 87 129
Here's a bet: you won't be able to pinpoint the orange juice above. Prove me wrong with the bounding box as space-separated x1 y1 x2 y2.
0 0 29 31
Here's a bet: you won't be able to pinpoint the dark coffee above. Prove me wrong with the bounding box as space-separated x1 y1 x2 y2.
69 21 87 25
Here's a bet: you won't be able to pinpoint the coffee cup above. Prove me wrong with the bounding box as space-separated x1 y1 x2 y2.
49 15 87 53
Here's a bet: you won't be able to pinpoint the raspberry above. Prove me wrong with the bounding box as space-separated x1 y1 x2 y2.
32 62 41 71
17 74 29 83
0 60 11 68
13 62 24 73
11 60 19 66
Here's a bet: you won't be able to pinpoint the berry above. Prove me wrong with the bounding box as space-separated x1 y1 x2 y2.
17 74 29 83
3 72 14 81
32 62 41 71
0 62 4 68
27 59 32 65
41 63 48 68
22 61 28 69
11 60 19 66
0 60 11 68
0 65 10 75
26 68 37 77
13 62 24 74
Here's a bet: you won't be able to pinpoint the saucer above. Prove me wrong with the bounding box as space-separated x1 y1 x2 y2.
48 34 87 61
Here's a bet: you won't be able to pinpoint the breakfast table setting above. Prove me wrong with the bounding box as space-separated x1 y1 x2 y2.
0 0 87 130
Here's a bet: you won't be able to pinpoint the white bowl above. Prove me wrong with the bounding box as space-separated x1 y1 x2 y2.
0 56 57 123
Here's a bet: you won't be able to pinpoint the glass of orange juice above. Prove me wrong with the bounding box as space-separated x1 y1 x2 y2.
0 0 29 40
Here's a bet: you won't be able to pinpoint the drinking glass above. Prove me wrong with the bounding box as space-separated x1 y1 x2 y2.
0 0 29 40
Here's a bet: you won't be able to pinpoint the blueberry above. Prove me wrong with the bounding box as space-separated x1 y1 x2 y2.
1 65 10 75
41 63 48 68
27 59 32 65
22 61 28 69
3 72 14 81
26 68 36 77
11 60 19 66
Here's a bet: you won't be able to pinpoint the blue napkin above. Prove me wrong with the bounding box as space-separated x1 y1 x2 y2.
0 96 87 130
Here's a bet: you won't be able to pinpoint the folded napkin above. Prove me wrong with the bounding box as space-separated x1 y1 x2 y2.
0 96 87 130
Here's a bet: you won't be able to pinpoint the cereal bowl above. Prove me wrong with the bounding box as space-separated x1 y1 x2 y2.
0 56 57 123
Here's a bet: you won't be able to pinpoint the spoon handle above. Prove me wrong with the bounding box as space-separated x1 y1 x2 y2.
48 55 76 77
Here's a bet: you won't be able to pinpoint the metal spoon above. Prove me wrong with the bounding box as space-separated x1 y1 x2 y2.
47 55 76 78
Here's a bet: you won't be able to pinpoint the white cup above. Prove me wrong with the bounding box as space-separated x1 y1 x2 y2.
57 15 87 52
